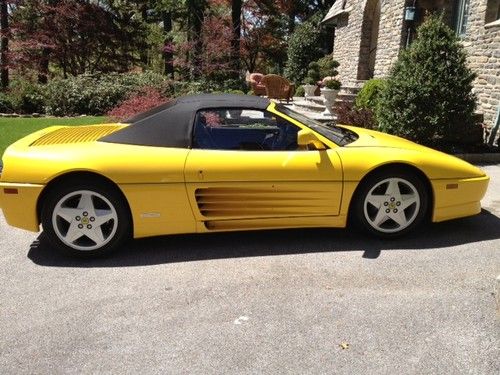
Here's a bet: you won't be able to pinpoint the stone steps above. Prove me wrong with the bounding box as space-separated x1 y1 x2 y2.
288 82 364 122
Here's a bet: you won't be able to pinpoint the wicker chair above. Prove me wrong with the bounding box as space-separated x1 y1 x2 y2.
261 74 295 103
247 73 267 96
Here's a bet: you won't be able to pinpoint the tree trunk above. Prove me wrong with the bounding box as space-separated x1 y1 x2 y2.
162 11 174 79
288 9 295 34
0 0 9 90
188 0 205 79
139 4 148 66
38 48 50 84
230 0 242 79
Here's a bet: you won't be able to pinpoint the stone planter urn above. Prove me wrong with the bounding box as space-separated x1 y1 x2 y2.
302 84 317 100
320 88 339 116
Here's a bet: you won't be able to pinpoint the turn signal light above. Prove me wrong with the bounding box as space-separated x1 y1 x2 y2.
4 188 18 194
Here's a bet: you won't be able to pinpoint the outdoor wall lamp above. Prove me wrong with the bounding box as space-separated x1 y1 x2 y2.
404 6 417 22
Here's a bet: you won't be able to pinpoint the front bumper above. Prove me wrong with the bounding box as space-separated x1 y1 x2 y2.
0 182 44 232
432 175 490 222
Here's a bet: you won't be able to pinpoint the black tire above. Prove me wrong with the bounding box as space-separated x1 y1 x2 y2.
40 180 131 257
352 169 429 238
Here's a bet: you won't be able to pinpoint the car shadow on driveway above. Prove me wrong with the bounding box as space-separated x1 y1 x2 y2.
28 209 500 268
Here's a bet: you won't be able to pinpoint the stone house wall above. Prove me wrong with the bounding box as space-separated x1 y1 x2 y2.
372 1 407 78
462 0 500 125
330 7 364 85
328 0 500 126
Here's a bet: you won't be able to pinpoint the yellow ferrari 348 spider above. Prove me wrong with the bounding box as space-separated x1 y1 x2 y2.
0 94 490 257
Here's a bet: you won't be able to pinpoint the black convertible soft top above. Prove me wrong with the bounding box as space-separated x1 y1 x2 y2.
100 94 271 148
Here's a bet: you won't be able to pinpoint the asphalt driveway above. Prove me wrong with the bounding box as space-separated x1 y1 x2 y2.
1 165 499 374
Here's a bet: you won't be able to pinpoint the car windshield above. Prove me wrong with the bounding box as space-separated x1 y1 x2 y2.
275 104 358 146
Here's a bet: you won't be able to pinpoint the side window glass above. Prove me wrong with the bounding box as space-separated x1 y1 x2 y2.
192 108 301 151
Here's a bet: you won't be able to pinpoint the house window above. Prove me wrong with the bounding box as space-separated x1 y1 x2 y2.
454 0 470 36
485 0 500 24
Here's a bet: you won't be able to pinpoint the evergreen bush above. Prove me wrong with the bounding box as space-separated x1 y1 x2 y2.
376 15 477 146
43 72 170 116
0 92 14 113
355 78 386 111
295 85 305 97
317 56 339 79
304 62 321 85
284 21 323 84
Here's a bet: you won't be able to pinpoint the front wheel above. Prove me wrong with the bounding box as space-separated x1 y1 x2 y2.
353 170 429 238
41 182 130 257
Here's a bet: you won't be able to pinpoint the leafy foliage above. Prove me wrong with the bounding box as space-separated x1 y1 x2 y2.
43 72 170 116
294 85 305 97
317 56 339 78
336 102 376 129
323 79 340 90
9 80 46 114
0 92 14 113
305 62 320 84
376 15 477 145
107 87 169 122
11 0 149 78
284 19 324 84
305 55 341 86
355 79 386 111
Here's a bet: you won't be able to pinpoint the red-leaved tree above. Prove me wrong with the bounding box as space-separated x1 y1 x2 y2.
107 87 169 122
10 0 148 81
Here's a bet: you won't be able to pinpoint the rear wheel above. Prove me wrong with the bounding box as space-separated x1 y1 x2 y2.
353 170 429 237
41 182 130 257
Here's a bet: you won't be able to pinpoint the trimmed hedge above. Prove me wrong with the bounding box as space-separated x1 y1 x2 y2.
376 15 477 146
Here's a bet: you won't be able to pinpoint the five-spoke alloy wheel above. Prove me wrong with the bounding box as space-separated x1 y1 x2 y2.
41 181 130 257
353 170 429 237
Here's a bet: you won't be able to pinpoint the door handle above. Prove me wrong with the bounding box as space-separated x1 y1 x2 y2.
198 170 204 180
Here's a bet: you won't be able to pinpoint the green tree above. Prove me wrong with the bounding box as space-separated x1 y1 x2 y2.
230 0 242 77
376 14 477 145
283 18 323 84
0 0 8 89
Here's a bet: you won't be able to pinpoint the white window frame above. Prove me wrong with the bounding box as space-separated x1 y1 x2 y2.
455 0 471 36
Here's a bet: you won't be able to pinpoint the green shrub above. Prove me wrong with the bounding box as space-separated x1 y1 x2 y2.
284 20 323 84
376 15 476 146
7 80 47 114
323 79 341 90
355 79 386 111
44 72 171 116
317 56 339 78
295 85 305 97
306 55 341 87
0 92 14 113
226 89 245 95
170 78 247 97
305 62 321 84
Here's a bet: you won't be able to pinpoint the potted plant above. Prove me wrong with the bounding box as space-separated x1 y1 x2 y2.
302 78 317 100
317 56 341 115
320 78 341 116
302 62 321 100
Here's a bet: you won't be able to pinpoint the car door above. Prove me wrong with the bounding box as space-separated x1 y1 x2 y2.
184 107 343 232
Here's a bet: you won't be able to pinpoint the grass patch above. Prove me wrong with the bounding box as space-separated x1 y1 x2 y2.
0 116 108 158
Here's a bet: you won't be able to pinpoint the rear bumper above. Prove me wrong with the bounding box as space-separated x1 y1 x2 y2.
432 175 489 222
0 182 44 232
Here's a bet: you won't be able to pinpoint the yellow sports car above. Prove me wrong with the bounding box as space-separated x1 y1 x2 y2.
0 94 489 257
